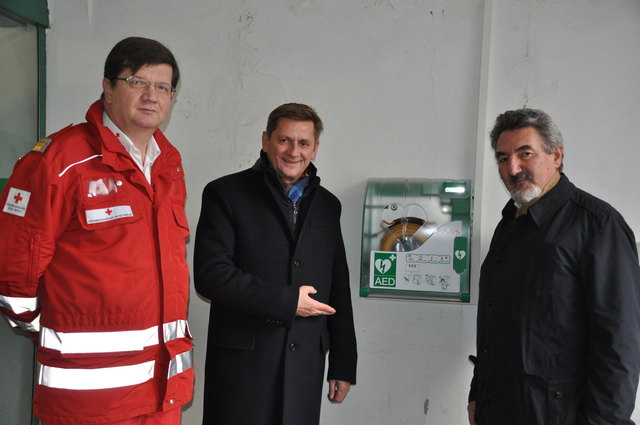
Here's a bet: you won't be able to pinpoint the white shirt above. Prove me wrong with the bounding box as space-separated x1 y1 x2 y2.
102 112 161 184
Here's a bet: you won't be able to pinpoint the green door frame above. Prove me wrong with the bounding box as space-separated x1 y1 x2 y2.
0 4 49 423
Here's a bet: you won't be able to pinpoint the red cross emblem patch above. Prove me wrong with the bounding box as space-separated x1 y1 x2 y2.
3 188 31 217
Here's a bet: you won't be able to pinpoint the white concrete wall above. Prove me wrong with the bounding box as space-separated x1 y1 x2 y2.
41 1 640 424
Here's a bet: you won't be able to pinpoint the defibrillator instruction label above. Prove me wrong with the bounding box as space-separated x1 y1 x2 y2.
369 221 467 294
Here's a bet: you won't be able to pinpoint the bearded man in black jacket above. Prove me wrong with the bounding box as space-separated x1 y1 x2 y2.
468 108 640 425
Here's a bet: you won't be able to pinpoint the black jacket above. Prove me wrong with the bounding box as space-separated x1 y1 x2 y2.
194 153 357 425
471 174 640 425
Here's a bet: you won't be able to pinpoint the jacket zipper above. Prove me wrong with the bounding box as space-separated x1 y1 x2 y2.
292 202 298 226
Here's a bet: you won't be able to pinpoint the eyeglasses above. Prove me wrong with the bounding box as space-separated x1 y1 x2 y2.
113 75 176 98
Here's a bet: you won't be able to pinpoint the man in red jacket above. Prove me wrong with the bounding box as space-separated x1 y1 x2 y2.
0 37 193 425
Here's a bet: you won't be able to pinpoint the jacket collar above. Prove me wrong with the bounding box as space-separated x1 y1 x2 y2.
502 173 575 227
252 150 320 194
84 100 182 174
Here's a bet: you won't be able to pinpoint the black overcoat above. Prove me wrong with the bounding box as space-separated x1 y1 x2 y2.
194 154 357 425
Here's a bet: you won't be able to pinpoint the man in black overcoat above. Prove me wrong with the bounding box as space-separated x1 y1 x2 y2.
194 103 357 425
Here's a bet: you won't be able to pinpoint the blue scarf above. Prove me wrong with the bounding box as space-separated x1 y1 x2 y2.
287 176 310 205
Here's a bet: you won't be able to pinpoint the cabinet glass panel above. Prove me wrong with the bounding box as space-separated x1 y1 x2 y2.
360 179 472 302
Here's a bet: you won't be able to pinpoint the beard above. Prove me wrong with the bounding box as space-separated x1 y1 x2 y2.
511 184 542 206
509 173 542 207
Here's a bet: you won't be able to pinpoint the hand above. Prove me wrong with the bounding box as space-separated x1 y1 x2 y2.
296 286 336 317
328 379 351 403
467 401 476 425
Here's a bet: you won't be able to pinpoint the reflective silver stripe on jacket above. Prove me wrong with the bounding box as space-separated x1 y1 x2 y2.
163 319 191 342
37 360 155 390
40 325 159 354
40 319 191 354
168 349 193 379
6 314 41 332
37 320 192 389
0 294 38 314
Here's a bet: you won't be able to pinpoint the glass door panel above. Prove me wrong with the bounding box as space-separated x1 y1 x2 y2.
0 11 38 178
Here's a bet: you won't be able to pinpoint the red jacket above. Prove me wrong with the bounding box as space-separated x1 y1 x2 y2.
0 101 193 425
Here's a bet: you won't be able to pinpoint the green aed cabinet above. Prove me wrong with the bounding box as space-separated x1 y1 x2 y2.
360 179 472 302
0 178 6 192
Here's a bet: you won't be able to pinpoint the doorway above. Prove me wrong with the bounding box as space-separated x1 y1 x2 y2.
0 3 47 424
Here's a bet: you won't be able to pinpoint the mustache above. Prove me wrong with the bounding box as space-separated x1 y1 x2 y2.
510 172 533 184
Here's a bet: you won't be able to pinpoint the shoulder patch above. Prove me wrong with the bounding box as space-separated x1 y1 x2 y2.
31 124 76 154
32 138 52 153
3 188 31 217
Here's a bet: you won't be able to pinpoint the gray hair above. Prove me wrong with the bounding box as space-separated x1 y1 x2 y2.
490 108 564 154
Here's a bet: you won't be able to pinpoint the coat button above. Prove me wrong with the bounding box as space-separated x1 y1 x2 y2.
292 259 301 267
169 399 175 405
553 391 563 399
289 343 298 351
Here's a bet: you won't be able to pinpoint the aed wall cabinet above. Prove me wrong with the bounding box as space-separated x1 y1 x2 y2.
360 179 472 302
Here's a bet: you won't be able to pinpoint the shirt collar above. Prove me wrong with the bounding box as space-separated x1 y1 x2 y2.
515 171 561 217
102 111 161 166
502 173 575 227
